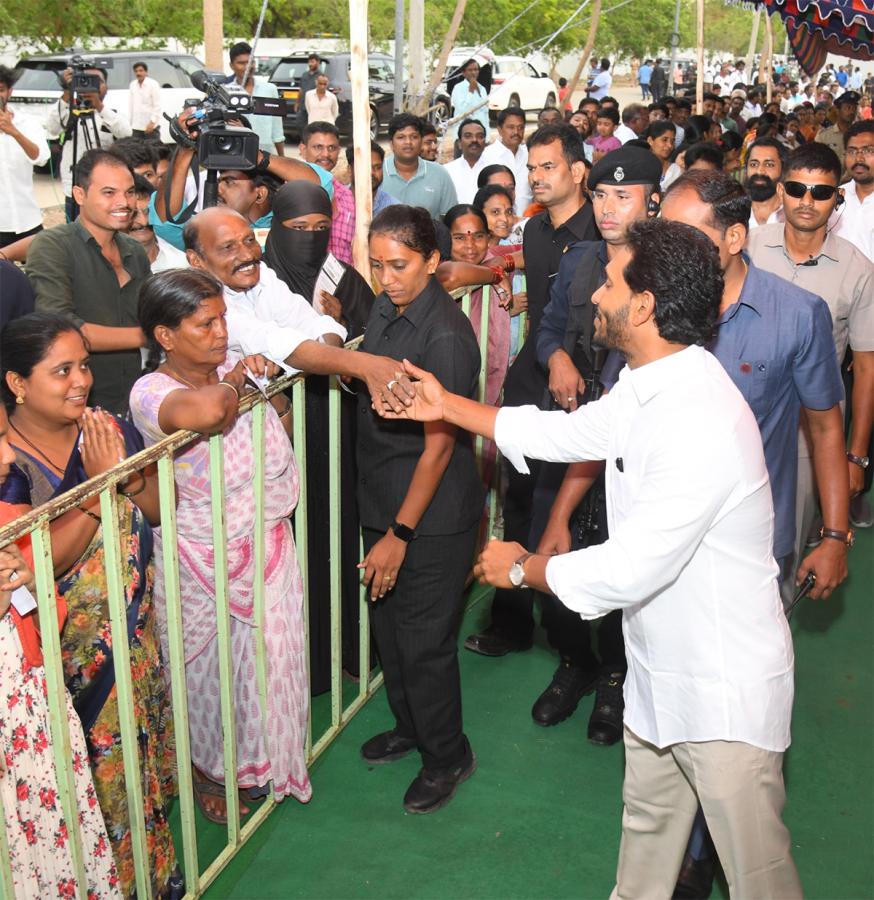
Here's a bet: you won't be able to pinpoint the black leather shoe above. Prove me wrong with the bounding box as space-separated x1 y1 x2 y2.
531 661 597 726
587 670 625 745
403 751 477 814
464 627 533 657
672 853 715 899
360 729 417 764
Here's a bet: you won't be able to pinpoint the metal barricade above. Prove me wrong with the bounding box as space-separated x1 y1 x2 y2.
0 281 520 898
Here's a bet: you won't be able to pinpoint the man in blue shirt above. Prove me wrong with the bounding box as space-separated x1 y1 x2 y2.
638 60 653 101
660 168 849 898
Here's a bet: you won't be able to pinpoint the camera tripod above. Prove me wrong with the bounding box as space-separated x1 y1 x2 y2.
61 95 104 190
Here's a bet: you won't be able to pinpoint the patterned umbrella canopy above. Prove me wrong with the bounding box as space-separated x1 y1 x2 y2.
752 0 874 75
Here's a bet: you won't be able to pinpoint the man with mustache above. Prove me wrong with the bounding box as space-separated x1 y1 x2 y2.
26 149 149 414
745 137 786 229
443 118 487 204
183 207 410 408
127 174 188 271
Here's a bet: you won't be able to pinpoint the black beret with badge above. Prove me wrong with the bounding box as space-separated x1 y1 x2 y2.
587 145 663 190
835 90 861 107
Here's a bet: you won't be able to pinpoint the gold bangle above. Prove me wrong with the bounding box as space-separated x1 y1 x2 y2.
217 380 240 399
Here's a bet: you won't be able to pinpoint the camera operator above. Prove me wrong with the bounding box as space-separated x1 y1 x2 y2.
0 65 50 249
47 65 132 222
150 107 328 251
226 41 285 157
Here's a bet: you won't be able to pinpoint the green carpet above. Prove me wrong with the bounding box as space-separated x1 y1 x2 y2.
196 529 873 899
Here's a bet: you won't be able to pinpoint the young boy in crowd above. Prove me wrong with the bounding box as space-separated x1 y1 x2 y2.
586 107 622 161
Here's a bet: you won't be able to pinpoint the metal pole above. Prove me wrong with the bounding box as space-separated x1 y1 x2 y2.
350 0 373 280
203 0 224 71
668 0 681 95
394 0 405 113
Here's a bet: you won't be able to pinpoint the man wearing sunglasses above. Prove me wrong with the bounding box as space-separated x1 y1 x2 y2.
747 143 874 583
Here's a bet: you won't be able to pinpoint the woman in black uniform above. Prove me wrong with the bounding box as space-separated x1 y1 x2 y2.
356 205 484 814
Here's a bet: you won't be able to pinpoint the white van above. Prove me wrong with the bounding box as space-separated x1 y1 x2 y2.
9 50 206 145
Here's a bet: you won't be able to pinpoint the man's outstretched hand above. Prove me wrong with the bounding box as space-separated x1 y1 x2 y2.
375 359 448 422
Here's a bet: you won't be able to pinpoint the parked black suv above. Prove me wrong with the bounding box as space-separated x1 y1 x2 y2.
269 52 395 140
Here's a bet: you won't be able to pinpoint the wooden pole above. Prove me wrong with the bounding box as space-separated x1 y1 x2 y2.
562 0 602 109
408 0 425 112
763 11 774 103
695 0 704 112
203 0 224 70
744 7 760 83
349 0 373 282
416 0 469 116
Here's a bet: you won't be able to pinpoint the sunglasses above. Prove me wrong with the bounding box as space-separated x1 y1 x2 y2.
782 180 839 202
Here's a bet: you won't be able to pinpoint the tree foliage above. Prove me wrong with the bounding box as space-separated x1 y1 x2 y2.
0 0 763 62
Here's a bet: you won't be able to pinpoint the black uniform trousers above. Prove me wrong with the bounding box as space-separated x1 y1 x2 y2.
365 521 478 772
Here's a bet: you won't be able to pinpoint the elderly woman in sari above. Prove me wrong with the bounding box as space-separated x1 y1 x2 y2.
0 313 180 898
263 180 375 692
129 268 310 825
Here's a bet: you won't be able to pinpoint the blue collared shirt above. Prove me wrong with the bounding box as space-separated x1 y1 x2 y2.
603 260 843 560
382 156 457 218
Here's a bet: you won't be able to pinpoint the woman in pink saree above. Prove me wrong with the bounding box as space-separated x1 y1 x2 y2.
129 269 311 823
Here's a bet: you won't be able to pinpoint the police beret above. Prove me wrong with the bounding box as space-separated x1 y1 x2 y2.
835 91 860 107
587 145 663 190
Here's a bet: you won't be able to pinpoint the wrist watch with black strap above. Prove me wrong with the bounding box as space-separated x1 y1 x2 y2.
847 451 869 470
820 527 855 548
390 520 416 542
509 552 534 589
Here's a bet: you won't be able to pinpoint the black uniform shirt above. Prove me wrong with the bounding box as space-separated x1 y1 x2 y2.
356 276 485 536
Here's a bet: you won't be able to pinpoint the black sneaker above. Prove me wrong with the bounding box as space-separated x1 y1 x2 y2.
531 660 597 726
360 729 418 764
587 670 626 746
464 626 533 657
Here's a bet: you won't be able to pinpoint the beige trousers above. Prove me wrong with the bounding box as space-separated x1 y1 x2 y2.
610 728 802 900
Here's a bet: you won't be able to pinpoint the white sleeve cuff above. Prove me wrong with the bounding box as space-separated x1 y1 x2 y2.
494 406 535 475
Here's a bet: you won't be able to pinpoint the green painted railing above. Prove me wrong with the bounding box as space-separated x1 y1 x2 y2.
0 281 520 899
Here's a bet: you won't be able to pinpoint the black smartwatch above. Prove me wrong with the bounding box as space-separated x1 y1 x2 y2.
390 521 416 542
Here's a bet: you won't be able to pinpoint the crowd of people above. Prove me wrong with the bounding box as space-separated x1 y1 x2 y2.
0 41 872 900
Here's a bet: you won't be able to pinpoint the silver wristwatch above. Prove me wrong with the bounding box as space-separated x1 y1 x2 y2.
847 452 870 469
509 552 534 589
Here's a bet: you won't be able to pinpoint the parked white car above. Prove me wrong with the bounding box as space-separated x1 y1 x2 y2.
488 55 557 115
8 50 206 145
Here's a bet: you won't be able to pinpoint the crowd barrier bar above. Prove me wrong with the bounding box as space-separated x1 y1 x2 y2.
0 284 515 898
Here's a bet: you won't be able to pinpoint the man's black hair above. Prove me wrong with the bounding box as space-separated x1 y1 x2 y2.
0 65 16 90
666 169 751 234
747 135 787 165
458 117 486 137
109 137 159 170
527 123 586 167
497 106 525 126
648 102 670 117
624 218 723 347
675 98 693 111
302 120 340 142
133 61 148 71
422 121 437 137
702 91 718 102
132 173 156 197
600 58 610 71
683 142 725 170
845 119 874 148
784 143 842 184
579 97 600 109
388 112 425 138
73 148 132 193
346 141 385 168
307 52 321 62
596 107 620 126
229 42 252 62
599 95 619 108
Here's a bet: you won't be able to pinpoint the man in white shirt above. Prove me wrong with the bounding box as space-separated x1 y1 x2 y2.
832 121 874 262
128 175 188 272
304 74 339 126
443 117 486 203
227 42 285 157
0 65 50 247
613 103 649 145
129 61 161 139
379 217 800 899
183 207 412 405
479 107 531 215
46 65 132 221
586 58 613 102
744 137 785 229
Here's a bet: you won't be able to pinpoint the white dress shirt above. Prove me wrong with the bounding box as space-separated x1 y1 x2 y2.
129 76 162 131
46 99 132 196
479 139 531 216
223 262 347 373
304 88 339 125
588 70 613 101
443 156 484 204
0 108 50 233
151 237 189 272
614 123 638 145
748 205 783 231
831 179 874 263
495 345 794 752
